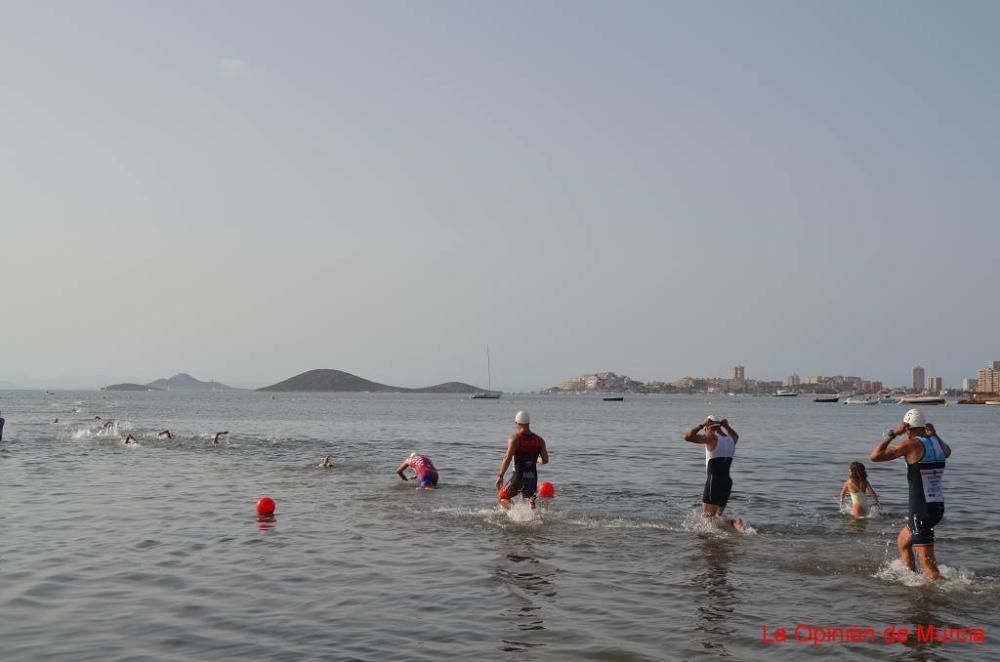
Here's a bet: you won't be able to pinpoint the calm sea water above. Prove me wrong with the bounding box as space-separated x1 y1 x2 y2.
1 390 998 661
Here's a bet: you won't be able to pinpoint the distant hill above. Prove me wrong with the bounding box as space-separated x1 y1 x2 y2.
146 373 235 391
258 369 400 392
257 369 484 394
103 383 162 392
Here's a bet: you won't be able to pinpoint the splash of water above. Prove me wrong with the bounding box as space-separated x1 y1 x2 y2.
875 559 976 590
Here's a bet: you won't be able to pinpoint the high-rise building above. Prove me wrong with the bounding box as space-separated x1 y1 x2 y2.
993 360 1000 371
732 366 745 382
978 368 1000 394
787 373 800 386
962 378 978 392
912 366 925 392
927 376 943 393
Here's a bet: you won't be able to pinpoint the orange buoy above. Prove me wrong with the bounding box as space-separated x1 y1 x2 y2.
256 496 276 516
538 481 555 498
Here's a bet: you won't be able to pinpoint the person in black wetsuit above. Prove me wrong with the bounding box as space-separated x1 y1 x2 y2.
496 411 548 509
684 415 744 532
870 408 952 580
0 409 5 442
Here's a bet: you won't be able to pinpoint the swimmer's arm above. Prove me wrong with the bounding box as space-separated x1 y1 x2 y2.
720 419 738 442
395 461 409 480
496 437 517 486
839 481 849 503
538 439 549 465
869 435 913 462
867 483 881 507
683 423 709 444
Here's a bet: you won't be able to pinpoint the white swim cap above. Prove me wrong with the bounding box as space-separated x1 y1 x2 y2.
514 411 530 425
409 452 417 459
903 408 926 428
706 415 722 426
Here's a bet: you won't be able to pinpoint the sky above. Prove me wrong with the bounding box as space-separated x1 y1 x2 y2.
2 1 998 390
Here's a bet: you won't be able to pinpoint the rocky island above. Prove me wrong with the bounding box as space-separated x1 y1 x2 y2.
257 369 481 394
103 373 234 392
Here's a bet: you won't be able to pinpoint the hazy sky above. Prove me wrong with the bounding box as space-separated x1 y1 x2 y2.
2 1 998 390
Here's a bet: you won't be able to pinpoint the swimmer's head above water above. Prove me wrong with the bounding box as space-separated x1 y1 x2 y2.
902 408 926 429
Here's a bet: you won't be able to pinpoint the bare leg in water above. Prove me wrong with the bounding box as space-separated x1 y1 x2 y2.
704 503 745 533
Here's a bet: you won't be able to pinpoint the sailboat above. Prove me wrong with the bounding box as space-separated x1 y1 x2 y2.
471 346 501 399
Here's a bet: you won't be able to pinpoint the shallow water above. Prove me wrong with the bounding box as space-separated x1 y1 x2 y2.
1 391 998 660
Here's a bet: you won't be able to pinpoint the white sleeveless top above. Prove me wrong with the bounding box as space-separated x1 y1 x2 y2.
705 432 736 465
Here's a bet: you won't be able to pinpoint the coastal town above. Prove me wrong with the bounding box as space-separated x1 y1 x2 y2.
545 360 1000 399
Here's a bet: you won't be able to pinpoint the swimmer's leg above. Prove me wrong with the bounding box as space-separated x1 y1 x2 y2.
913 544 941 581
498 477 520 510
897 524 916 572
704 503 743 532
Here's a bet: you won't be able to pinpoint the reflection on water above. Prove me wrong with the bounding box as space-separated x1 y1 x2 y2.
494 536 557 653
846 516 871 535
692 535 739 657
897 587 951 662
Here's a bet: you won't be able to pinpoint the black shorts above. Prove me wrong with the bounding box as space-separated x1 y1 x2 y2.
908 504 944 546
499 470 537 500
702 474 732 507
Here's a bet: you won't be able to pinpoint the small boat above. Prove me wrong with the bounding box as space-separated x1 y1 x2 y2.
844 396 878 405
898 396 946 405
813 395 839 403
984 401 1000 406
774 390 798 397
603 396 624 402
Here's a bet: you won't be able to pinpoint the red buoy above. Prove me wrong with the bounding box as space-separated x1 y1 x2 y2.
538 481 555 498
256 496 276 516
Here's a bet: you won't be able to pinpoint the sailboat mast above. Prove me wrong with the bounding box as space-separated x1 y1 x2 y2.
487 345 492 392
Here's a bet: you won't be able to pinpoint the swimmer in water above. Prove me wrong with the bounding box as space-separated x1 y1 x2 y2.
95 416 102 420
102 421 115 432
397 453 438 488
319 455 333 468
123 434 137 445
496 411 548 509
839 461 881 518
683 415 745 532
0 409 5 441
870 409 951 580
157 430 172 439
212 431 229 444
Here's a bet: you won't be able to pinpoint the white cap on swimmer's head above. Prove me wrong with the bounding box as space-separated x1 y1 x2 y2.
409 452 417 459
903 409 926 428
514 411 530 425
706 415 722 427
